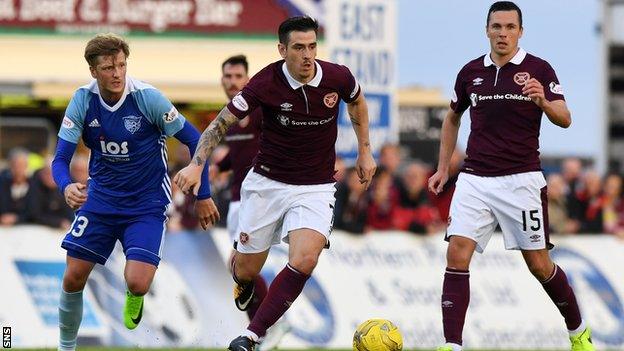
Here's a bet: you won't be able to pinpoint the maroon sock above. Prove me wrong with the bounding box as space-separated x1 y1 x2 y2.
248 264 309 338
246 275 268 321
541 265 582 330
441 267 470 345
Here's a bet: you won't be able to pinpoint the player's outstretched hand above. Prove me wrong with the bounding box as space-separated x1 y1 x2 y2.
356 151 377 190
64 182 87 210
428 170 448 195
195 197 220 230
174 164 203 196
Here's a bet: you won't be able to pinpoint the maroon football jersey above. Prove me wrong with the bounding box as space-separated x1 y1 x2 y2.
450 48 565 176
227 59 360 185
217 108 262 201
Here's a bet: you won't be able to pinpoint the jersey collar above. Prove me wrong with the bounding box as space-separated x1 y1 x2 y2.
282 61 323 89
483 47 527 67
89 78 130 112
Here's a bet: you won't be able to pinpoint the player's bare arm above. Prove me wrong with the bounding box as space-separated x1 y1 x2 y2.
428 109 462 195
64 182 87 209
173 107 238 195
347 93 377 190
522 78 571 128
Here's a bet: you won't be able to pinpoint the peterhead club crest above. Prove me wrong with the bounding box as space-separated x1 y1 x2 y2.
123 115 142 134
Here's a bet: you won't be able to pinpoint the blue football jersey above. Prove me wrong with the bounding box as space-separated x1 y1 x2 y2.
58 77 184 215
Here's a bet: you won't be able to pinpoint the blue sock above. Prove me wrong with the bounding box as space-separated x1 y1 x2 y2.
58 289 83 351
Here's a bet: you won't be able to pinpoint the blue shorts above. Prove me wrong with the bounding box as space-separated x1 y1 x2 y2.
61 209 168 266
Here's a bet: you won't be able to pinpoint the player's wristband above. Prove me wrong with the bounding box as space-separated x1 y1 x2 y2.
196 162 211 200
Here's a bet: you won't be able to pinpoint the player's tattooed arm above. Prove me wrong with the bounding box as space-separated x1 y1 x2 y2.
347 93 377 190
193 107 238 166
347 94 371 151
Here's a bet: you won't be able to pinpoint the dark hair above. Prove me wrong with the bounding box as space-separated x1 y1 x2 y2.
487 1 522 28
278 16 319 45
221 55 248 73
84 33 130 67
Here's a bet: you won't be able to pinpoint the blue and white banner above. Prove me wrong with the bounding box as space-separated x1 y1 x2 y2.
0 226 245 348
213 231 624 350
325 0 399 160
1 226 623 349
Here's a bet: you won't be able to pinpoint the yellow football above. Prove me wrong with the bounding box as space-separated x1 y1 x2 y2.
353 319 403 351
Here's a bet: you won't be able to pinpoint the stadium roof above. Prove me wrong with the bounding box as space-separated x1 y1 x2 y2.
0 35 308 103
0 35 446 107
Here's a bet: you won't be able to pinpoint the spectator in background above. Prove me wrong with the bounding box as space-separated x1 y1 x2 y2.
334 156 347 184
379 143 403 190
172 143 192 174
169 145 199 231
366 167 398 231
573 170 604 233
27 158 73 229
0 147 31 226
209 144 232 228
396 162 442 234
602 173 624 238
334 167 369 234
170 170 200 231
562 157 583 195
547 173 580 234
430 148 464 221
70 154 89 184
379 143 402 176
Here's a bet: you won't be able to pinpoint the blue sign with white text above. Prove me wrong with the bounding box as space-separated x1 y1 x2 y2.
15 261 101 328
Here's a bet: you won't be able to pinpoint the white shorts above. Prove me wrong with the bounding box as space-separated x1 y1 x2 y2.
235 171 337 253
227 201 241 244
447 171 551 253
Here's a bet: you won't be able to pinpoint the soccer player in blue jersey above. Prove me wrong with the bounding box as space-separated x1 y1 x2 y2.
51 33 219 351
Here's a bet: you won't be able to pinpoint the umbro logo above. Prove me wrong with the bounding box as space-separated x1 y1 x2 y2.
88 119 101 128
280 102 293 111
472 77 484 86
442 300 454 308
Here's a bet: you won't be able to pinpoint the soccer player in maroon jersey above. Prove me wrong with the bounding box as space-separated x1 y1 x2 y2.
215 54 290 349
174 16 376 351
428 2 594 351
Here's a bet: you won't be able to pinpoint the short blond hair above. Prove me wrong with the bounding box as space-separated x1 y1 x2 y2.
84 33 130 67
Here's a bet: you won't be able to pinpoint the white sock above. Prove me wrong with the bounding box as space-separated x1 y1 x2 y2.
569 319 587 336
58 289 83 351
242 329 259 342
445 342 462 351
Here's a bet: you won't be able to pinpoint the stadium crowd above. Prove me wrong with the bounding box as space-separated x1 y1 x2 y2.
2 144 624 239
